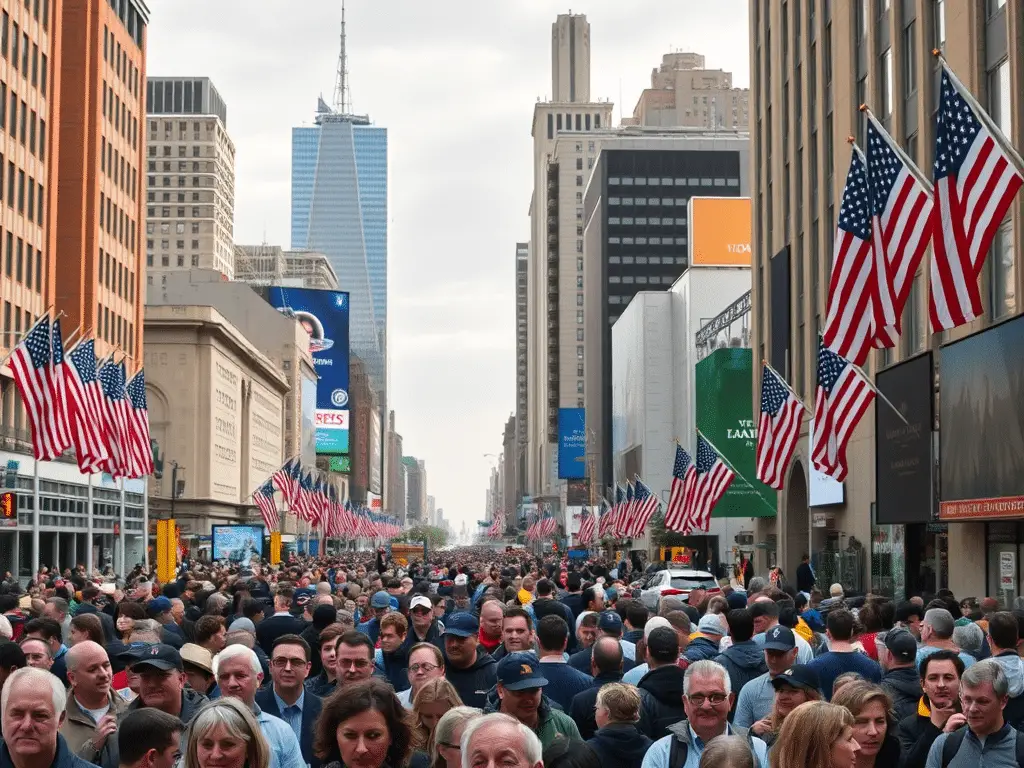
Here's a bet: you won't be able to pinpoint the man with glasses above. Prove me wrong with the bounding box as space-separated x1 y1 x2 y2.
640 660 769 768
256 634 323 768
334 630 378 687
399 642 446 708
404 595 444 650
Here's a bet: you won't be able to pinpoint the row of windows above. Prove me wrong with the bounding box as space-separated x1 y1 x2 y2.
609 176 740 187
103 25 140 98
0 85 45 162
2 302 35 349
609 255 688 266
546 112 604 139
147 174 214 189
98 249 134 303
146 253 200 269
97 301 133 351
98 192 136 253
609 236 688 246
100 136 137 201
107 0 145 49
147 189 205 205
0 158 44 225
608 274 678 286
608 197 704 207
148 144 205 159
2 232 40 290
1 13 48 97
147 238 200 250
149 160 216 174
609 217 687 227
148 221 200 236
102 80 138 151
147 205 210 219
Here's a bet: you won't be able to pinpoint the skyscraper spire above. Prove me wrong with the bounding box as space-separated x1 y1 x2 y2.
333 0 350 114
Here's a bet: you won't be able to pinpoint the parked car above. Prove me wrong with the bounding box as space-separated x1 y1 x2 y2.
638 568 720 610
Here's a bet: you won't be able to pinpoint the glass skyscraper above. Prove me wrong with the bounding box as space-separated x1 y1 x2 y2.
290 104 388 398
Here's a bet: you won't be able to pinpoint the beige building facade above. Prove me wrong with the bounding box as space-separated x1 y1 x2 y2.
750 0 1022 598
233 244 339 290
628 52 750 131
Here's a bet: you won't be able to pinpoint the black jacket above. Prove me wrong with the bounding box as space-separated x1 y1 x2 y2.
897 711 944 768
255 686 323 768
443 650 498 709
561 593 585 622
402 620 444 653
637 664 687 740
587 724 653 768
714 641 768 716
305 670 337 698
881 666 923 723
796 562 815 593
533 598 579 653
570 671 623 740
0 733 97 768
379 647 410 691
569 645 637 674
256 614 309 655
98 688 210 768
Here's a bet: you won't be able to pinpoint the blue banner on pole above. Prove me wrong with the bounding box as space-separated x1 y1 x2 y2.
557 408 586 479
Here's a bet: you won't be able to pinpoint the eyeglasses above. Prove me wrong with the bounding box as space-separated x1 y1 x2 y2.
409 663 440 674
271 658 307 669
339 659 371 669
686 693 728 707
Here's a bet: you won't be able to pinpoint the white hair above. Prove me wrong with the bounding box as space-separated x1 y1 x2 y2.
1 667 66 730
0 615 12 640
212 644 261 677
683 659 732 697
461 713 541 768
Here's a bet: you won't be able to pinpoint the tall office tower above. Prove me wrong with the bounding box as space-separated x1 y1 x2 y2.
290 4 387 409
526 12 613 500
144 77 235 281
385 410 406 525
402 456 425 522
515 243 528 447
625 52 750 130
56 0 149 362
750 1 1020 596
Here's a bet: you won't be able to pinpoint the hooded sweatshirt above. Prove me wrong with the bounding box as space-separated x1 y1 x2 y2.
587 724 652 768
990 650 1024 730
682 634 721 664
637 664 687 740
443 649 498 709
881 665 923 722
715 641 768 712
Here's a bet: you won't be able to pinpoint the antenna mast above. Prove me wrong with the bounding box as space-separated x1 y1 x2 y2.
333 0 350 113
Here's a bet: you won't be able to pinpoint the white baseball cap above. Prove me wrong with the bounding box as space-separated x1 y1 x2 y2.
410 595 433 611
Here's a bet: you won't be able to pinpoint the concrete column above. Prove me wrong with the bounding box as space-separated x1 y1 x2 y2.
52 533 58 572
10 531 18 582
947 522 985 598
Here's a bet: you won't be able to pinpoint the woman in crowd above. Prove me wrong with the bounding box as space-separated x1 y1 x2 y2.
314 678 412 768
185 698 269 768
831 682 901 768
699 736 756 768
429 707 482 768
115 601 146 641
410 679 463 766
69 613 104 645
771 701 860 768
750 665 822 747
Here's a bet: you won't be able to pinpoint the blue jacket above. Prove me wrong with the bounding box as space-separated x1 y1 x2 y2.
356 617 381 645
535 661 594 711
255 687 323 768
588 724 652 768
0 733 97 768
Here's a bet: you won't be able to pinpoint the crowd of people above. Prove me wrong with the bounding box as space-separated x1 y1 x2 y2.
0 547 1021 768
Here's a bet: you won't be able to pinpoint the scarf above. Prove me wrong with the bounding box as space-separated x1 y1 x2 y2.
479 627 502 653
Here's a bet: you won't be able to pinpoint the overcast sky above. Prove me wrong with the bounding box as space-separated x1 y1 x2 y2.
146 0 749 535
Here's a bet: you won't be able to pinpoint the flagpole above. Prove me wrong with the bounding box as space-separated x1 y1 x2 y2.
85 473 94 575
118 476 126 579
847 361 910 426
936 53 1024 172
142 475 150 571
762 360 812 413
31 458 39 580
695 429 778 517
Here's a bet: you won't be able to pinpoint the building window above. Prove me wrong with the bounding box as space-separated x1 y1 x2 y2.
989 59 1011 137
881 48 893 117
903 21 917 94
576 329 584 341
577 364 584 377
576 381 584 394
576 310 584 323
576 293 584 306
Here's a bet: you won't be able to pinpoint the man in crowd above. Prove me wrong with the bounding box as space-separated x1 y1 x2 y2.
880 628 923 722
489 651 580 748
20 636 54 673
404 595 443 649
588 683 653 768
983 611 1024 730
146 598 183 648
115 709 183 768
796 554 816 596
808 608 882 699
570 637 625 740
570 612 636 671
124 644 208 727
42 598 72 646
734 625 798 728
623 603 649 647
60 641 127 767
638 627 687 740
896 601 925 640
582 585 605 615
750 600 813 664
355 591 391 645
897 650 965 768
179 643 218 698
532 580 575 639
441 613 498 708
684 614 726 665
305 623 344 697
335 631 377 688
1 667 96 768
576 613 599 650
916 608 976 670
193 616 227 657
462 712 543 768
560 573 585 622
714 608 767 711
640 660 769 768
23 619 67 684
256 634 323 768
495 608 536 662
257 587 307 654
375 612 409 690
213 644 304 768
478 600 505 657
534 615 592 710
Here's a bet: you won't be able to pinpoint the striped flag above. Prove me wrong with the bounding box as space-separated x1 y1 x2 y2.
577 507 596 545
811 337 875 482
253 479 280 531
685 435 735 534
98 359 133 477
865 113 933 347
664 444 697 532
64 338 110 473
8 316 71 461
125 369 154 478
756 365 805 490
823 146 874 366
929 62 1023 331
627 477 661 538
614 482 635 538
601 485 623 537
49 319 72 452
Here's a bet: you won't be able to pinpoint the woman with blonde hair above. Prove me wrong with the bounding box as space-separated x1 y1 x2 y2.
184 697 270 768
429 706 482 768
699 735 755 768
410 678 463 762
830 681 901 768
770 701 859 768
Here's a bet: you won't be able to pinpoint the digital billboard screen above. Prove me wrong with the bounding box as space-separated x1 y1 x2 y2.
266 288 350 455
688 197 752 266
557 408 586 479
212 525 264 563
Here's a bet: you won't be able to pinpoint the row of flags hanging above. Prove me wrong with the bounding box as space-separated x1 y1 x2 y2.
251 457 400 540
7 312 153 479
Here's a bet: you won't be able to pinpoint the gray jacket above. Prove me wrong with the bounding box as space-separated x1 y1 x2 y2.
925 725 1022 768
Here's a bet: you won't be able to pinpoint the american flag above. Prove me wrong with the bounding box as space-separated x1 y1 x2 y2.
253 479 280 530
64 338 110 473
811 337 875 482
756 365 805 490
49 319 72 452
627 477 661 538
686 435 735 533
823 146 875 366
273 458 302 511
8 316 71 461
97 359 133 477
664 444 697 532
600 485 623 537
930 63 1023 331
614 482 635 538
577 507 596 545
540 510 557 538
125 369 154 478
866 114 933 347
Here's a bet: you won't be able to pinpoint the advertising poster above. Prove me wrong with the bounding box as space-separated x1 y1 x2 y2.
688 197 752 266
266 288 351 455
694 348 776 517
557 408 586 479
212 525 264 563
300 374 317 468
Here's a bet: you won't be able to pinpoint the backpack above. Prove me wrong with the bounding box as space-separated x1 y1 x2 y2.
669 725 761 768
940 726 1024 768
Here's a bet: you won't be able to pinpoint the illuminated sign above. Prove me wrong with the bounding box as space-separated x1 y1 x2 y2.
0 492 17 528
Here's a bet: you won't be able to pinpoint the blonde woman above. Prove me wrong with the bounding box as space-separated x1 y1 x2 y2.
410 679 463 762
770 701 859 768
429 707 482 768
830 682 901 768
751 665 822 747
184 698 269 768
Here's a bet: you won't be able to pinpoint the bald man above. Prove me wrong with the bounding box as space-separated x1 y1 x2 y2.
60 641 128 766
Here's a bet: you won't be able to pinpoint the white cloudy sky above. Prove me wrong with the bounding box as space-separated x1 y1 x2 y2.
146 0 749 533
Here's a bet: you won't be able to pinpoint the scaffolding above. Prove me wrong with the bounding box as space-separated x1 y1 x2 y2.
234 244 339 290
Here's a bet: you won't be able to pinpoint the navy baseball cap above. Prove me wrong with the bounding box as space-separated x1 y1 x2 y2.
121 643 183 672
497 652 549 691
370 591 391 609
598 611 623 633
147 597 172 616
771 664 821 694
443 612 479 638
762 625 796 652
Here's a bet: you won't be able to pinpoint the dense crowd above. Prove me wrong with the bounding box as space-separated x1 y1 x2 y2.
0 547 1021 768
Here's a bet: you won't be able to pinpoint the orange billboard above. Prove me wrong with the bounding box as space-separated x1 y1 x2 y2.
689 197 752 266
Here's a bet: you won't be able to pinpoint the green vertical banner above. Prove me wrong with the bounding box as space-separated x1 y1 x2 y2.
695 348 777 517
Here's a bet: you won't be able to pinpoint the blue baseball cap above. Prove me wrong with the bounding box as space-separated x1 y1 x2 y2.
598 611 623 633
147 597 172 616
442 612 479 638
497 652 549 691
370 591 391 609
